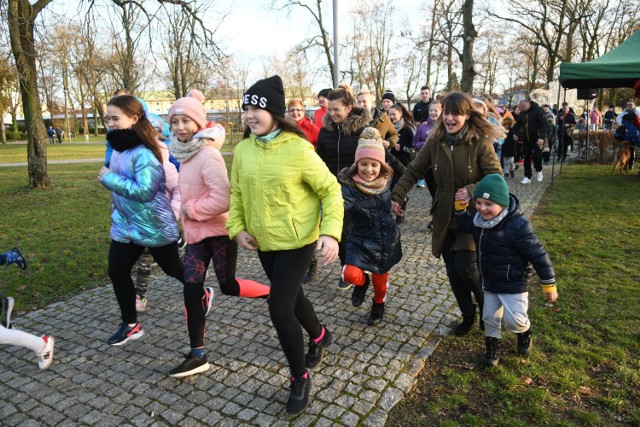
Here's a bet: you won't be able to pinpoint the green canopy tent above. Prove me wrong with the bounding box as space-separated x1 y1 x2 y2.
559 29 640 89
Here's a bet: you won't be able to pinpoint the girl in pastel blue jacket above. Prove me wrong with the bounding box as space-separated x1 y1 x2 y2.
99 95 184 348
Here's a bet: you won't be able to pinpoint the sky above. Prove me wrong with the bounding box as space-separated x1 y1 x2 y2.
217 0 426 59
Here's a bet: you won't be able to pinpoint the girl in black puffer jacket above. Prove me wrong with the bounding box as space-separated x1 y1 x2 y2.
338 128 402 326
454 174 557 367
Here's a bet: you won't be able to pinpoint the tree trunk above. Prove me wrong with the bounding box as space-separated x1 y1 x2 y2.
8 0 51 188
460 0 476 93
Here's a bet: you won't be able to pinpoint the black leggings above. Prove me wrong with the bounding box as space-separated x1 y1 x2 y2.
258 244 322 378
441 232 483 318
109 240 183 324
182 236 237 348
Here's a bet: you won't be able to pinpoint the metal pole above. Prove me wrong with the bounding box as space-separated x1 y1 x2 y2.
332 0 339 88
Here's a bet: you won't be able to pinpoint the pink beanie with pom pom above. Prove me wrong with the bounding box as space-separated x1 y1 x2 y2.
168 90 208 129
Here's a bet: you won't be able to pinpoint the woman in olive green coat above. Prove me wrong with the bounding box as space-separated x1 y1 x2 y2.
391 92 503 336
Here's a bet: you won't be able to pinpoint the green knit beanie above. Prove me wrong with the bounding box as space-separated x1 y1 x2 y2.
474 174 509 207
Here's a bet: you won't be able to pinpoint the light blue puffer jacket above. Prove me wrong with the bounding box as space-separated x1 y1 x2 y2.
100 144 179 247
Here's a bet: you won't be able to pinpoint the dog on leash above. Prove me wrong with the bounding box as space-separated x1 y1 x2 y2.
612 141 632 175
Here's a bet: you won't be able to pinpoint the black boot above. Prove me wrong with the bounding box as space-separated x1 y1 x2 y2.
351 275 370 307
367 300 385 326
517 328 533 355
286 373 312 415
305 326 332 368
483 336 500 367
454 312 476 336
303 255 318 283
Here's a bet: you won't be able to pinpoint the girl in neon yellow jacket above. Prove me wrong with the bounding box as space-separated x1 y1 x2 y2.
226 75 343 416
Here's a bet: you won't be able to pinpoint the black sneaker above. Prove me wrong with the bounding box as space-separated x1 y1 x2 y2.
168 353 210 378
303 258 318 283
351 275 369 307
305 326 332 368
107 322 144 346
286 374 311 415
1 296 14 328
367 301 385 326
454 313 476 336
517 328 533 355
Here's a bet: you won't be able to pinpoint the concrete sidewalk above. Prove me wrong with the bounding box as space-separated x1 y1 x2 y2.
0 161 563 426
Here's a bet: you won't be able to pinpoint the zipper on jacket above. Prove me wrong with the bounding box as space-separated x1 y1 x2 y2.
478 228 485 289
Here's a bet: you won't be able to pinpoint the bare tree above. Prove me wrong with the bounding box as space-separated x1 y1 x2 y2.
351 1 396 102
4 0 225 188
460 0 477 92
270 0 334 84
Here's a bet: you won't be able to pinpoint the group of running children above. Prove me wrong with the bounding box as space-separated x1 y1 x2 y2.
2 75 558 416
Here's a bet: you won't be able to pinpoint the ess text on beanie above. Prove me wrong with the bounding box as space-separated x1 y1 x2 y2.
168 90 208 129
355 127 386 164
242 75 286 118
474 174 510 207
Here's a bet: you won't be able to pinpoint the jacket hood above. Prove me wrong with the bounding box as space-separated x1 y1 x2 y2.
193 123 226 150
322 106 371 136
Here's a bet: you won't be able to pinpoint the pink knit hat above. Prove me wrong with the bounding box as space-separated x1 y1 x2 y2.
355 127 386 164
168 90 207 129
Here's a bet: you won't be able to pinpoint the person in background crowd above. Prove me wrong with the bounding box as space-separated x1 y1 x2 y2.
412 86 432 124
556 104 576 163
616 100 640 125
314 88 332 128
47 126 55 144
589 105 602 131
288 98 320 147
381 90 396 115
356 89 399 149
542 104 556 165
512 99 547 184
603 105 617 131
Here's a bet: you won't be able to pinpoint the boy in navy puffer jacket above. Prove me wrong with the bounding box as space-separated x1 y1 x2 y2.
453 174 558 367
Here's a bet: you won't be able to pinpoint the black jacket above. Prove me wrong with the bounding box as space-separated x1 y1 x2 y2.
391 127 415 166
513 101 548 145
317 107 371 176
455 194 555 294
339 170 402 274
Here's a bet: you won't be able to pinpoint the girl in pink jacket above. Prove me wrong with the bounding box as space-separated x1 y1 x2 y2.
167 90 270 378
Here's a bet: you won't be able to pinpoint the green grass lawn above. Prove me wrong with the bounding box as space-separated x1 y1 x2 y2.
388 164 640 426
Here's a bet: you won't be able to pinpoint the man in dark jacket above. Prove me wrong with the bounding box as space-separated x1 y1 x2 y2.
512 99 547 184
412 86 432 124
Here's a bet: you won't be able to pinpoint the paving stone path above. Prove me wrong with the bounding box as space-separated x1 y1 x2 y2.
0 160 567 426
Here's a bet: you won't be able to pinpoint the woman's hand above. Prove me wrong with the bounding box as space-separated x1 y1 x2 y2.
394 144 401 151
382 140 390 149
316 235 339 266
391 200 405 217
235 231 259 251
455 187 471 203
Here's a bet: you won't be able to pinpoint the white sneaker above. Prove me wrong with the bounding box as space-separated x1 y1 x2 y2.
536 172 543 182
36 335 54 370
520 177 531 184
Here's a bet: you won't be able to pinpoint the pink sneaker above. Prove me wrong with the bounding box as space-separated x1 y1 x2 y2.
135 295 147 312
204 287 214 316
